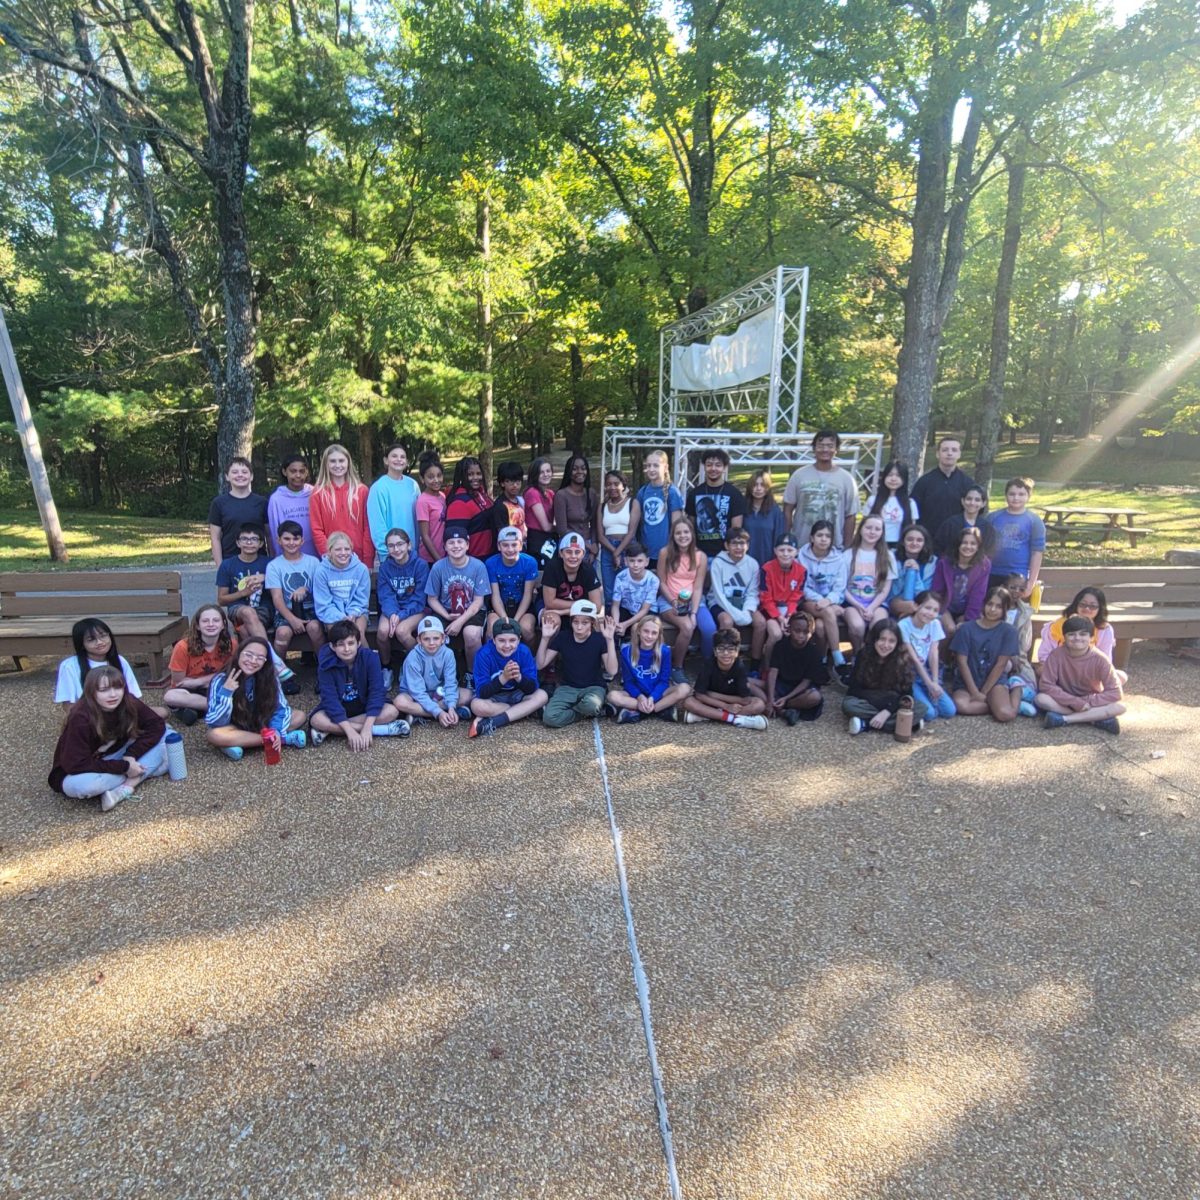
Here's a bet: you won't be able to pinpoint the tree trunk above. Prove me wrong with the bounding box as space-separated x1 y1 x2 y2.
975 155 1026 491
891 69 983 476
476 192 494 482
569 342 585 451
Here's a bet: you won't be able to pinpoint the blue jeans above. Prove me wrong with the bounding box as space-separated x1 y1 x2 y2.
912 678 957 721
599 548 622 605
61 735 169 799
672 603 717 660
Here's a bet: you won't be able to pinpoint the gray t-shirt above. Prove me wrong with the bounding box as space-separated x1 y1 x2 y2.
425 556 490 616
783 465 860 548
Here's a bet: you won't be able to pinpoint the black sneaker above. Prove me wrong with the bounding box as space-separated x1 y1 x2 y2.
282 677 302 696
172 706 199 727
785 709 801 727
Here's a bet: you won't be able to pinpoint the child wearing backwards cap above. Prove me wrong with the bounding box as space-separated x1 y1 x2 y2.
486 526 540 644
536 601 618 727
424 524 490 676
468 618 549 737
541 532 604 615
759 533 808 672
393 616 475 727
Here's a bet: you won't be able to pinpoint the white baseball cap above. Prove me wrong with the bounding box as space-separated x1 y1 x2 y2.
498 525 522 542
569 599 599 618
417 615 444 636
558 532 586 551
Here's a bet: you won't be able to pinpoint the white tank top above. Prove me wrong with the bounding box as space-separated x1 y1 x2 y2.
602 498 631 537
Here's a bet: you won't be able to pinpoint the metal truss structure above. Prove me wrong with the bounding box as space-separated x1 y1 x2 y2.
658 265 809 435
600 266 884 502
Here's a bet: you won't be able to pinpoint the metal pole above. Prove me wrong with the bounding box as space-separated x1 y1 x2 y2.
0 306 69 562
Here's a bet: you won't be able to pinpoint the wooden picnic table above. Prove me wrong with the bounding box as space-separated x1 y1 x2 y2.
1039 505 1151 548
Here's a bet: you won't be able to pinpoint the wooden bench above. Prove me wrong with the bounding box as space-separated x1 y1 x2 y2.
1033 564 1200 669
0 570 188 679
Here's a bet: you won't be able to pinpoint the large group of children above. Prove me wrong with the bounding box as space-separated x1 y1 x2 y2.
48 433 1129 812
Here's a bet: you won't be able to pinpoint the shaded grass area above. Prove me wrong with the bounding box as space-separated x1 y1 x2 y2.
0 509 209 571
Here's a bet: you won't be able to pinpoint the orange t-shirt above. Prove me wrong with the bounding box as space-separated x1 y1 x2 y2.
169 637 237 678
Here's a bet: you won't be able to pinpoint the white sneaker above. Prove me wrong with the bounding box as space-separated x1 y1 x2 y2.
733 714 768 731
848 716 864 735
376 720 410 737
381 668 396 693
100 785 133 812
684 711 704 724
310 729 327 746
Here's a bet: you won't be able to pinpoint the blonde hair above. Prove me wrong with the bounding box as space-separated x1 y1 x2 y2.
315 444 365 517
630 613 664 677
325 531 353 553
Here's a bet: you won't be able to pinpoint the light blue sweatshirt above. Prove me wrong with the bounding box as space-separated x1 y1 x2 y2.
400 644 459 717
313 552 371 623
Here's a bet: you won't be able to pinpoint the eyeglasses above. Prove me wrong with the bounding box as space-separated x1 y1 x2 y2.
1076 601 1100 611
240 652 268 663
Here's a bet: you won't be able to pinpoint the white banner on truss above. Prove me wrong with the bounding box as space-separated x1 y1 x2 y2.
669 305 775 393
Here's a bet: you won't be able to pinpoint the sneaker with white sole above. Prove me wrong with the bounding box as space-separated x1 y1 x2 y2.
375 720 409 737
684 711 703 724
732 714 768 731
282 730 307 748
847 716 865 735
616 709 641 724
100 784 134 812
310 729 327 746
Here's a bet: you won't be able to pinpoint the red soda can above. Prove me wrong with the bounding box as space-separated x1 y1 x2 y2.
261 727 282 765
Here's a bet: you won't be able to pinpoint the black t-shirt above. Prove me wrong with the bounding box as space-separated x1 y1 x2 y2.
208 491 269 559
686 482 746 558
772 639 829 687
543 557 600 603
551 630 607 689
695 657 748 698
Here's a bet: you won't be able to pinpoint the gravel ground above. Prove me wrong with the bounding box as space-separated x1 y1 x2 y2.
2 644 1197 1198
603 645 1200 1199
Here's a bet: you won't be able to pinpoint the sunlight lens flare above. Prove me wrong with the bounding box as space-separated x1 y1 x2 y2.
1056 327 1200 483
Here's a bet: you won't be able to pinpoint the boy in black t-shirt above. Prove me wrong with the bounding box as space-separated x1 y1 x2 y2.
685 449 745 559
541 531 605 614
208 456 269 565
536 600 618 727
751 610 828 725
681 629 767 729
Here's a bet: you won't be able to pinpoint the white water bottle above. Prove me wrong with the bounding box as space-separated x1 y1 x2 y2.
165 732 188 781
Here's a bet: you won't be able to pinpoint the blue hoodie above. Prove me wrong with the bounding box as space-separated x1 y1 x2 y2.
474 640 539 699
313 551 371 623
377 553 429 621
316 643 385 723
619 643 671 702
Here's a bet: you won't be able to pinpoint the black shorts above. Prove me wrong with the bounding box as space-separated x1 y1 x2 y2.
229 600 273 628
449 610 487 630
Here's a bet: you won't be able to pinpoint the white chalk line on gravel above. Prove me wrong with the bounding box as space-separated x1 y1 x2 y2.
592 720 683 1200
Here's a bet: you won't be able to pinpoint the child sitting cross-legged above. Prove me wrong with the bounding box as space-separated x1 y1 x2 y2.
1036 615 1126 735
752 610 827 726
393 616 475 728
681 629 768 730
205 637 308 760
537 602 618 727
468 618 549 738
309 620 411 748
607 613 692 724
843 619 928 736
